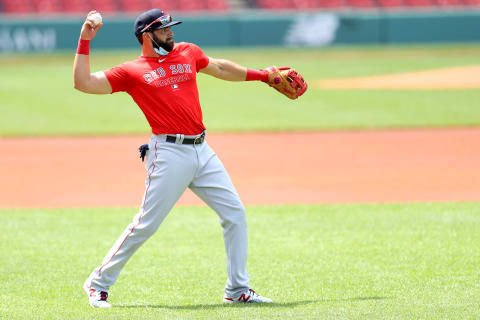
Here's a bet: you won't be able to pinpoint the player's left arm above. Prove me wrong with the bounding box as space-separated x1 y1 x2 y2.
199 57 248 81
199 57 308 99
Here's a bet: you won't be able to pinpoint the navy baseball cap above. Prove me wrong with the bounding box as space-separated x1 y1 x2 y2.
134 9 182 37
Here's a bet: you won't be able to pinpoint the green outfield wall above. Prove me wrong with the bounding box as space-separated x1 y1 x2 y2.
0 11 479 52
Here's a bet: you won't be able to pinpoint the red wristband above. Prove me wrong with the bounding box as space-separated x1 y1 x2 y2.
76 38 90 55
246 69 269 82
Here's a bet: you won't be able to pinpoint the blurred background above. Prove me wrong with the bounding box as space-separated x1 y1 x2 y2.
0 0 480 52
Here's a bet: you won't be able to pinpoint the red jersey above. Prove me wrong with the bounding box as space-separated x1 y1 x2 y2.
104 42 209 135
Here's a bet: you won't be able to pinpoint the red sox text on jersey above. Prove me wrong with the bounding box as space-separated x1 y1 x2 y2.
143 64 193 88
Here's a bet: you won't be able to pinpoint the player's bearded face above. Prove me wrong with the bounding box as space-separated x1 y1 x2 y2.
151 31 174 52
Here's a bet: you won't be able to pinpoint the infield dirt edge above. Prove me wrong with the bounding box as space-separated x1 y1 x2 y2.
316 65 480 89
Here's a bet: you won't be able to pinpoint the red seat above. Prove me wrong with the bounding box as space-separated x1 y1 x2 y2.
256 0 296 8
348 0 376 7
32 0 62 13
205 0 228 10
60 0 92 12
318 0 346 8
149 0 177 11
2 0 35 13
291 0 318 8
176 0 205 11
118 0 149 12
432 0 459 5
90 0 118 12
377 0 404 7
461 0 480 4
404 0 432 6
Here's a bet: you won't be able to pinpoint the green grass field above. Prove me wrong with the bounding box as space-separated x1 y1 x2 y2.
1 203 479 319
2 45 480 319
1 44 480 136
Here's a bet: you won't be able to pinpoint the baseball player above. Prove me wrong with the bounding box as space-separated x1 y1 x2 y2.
74 9 307 308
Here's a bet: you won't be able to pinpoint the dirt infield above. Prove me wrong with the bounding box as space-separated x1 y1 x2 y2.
316 65 480 89
1 128 479 209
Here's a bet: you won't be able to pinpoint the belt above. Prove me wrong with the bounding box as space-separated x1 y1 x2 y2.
165 133 205 145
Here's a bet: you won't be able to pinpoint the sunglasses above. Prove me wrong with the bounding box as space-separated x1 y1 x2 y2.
141 15 173 33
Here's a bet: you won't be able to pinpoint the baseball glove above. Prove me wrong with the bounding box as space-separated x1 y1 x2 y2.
264 66 308 100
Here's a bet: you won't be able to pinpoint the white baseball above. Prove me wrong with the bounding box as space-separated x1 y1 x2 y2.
90 12 102 26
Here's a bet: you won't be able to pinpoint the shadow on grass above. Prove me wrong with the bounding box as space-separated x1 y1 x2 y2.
117 296 389 310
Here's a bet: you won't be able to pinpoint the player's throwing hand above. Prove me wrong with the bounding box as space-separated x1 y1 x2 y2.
80 11 103 40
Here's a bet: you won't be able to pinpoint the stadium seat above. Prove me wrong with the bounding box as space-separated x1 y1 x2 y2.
348 0 376 8
176 0 205 11
2 0 35 13
90 0 118 12
377 0 405 7
32 0 62 13
205 0 228 10
432 0 460 5
318 0 347 8
290 0 317 8
461 0 480 5
60 0 91 13
257 0 348 7
118 0 149 12
149 0 177 12
404 0 432 6
257 0 296 8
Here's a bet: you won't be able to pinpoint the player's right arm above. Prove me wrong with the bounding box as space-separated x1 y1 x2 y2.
73 11 112 94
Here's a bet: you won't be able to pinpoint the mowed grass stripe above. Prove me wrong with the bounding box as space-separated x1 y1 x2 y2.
0 202 478 319
1 45 480 136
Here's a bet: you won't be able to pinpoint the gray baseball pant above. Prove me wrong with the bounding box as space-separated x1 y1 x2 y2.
86 133 250 297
